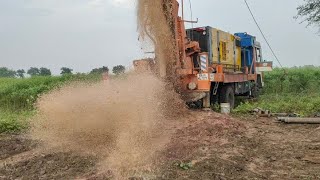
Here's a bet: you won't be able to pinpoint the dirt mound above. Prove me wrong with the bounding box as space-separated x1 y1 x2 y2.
163 112 245 160
30 75 186 179
151 111 249 179
3 114 320 179
0 135 34 160
0 152 97 179
164 112 245 158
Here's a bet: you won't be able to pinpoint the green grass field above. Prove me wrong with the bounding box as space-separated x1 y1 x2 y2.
0 74 101 133
0 110 35 133
0 67 319 133
0 74 102 110
235 66 320 116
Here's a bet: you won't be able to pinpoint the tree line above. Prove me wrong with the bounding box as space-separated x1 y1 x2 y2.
0 65 126 78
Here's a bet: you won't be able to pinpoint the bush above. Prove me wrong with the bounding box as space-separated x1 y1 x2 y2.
0 110 35 133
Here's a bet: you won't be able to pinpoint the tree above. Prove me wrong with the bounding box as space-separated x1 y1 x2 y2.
39 67 51 76
296 0 320 29
90 66 109 74
112 65 126 75
102 66 109 73
61 67 73 75
0 67 16 78
27 67 40 77
16 69 25 78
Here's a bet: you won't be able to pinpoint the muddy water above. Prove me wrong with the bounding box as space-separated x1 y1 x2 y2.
137 0 177 79
30 75 185 178
30 1 183 178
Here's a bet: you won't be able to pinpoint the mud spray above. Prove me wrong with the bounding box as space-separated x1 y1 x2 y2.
137 0 177 79
31 0 183 179
31 75 185 178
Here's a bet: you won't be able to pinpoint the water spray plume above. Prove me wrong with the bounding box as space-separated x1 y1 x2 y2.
137 0 178 79
30 75 185 178
30 0 186 178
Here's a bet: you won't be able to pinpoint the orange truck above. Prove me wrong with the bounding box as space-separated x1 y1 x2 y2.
135 0 272 109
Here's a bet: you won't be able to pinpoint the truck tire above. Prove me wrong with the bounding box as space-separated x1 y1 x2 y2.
220 85 235 109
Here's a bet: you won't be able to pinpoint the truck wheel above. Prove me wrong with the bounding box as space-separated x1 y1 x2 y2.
220 85 235 109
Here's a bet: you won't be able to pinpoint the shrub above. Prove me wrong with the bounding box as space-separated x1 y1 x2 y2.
0 110 35 133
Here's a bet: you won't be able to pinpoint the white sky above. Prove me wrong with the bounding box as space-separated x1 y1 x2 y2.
0 0 319 74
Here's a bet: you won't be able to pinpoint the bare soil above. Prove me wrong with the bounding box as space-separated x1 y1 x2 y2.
1 111 320 180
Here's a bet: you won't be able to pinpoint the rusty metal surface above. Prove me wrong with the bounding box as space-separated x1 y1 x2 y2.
223 74 249 83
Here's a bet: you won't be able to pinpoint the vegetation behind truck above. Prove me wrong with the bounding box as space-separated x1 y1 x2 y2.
134 0 272 109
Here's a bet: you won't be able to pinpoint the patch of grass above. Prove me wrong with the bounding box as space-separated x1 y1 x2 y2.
0 73 101 133
0 110 35 133
0 74 101 111
263 66 320 94
235 66 320 116
235 93 320 116
174 161 193 170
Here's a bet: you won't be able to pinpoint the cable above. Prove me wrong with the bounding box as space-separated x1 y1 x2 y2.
244 0 284 69
244 0 293 92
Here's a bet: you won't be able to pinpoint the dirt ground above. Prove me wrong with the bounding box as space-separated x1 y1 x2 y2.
1 111 320 180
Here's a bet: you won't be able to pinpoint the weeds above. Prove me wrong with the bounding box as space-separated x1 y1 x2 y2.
235 66 320 116
0 74 101 133
174 161 193 170
0 74 101 111
0 66 319 133
0 110 35 133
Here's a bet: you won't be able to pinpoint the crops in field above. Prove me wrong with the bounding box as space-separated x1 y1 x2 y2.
0 110 34 133
0 76 67 110
0 74 101 111
0 74 101 133
263 66 320 94
235 66 320 116
0 67 319 133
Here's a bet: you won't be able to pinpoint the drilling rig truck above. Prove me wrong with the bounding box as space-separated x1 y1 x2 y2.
134 0 273 109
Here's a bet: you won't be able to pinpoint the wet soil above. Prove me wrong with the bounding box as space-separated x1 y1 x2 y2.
1 112 319 180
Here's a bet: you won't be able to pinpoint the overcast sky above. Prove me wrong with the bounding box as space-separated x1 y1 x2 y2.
0 0 319 74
